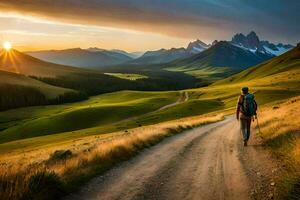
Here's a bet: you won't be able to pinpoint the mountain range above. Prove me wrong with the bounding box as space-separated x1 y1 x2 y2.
128 40 211 65
164 41 274 84
216 42 300 85
25 31 294 70
231 31 293 56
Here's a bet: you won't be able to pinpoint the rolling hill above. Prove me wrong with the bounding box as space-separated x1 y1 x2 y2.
26 48 133 69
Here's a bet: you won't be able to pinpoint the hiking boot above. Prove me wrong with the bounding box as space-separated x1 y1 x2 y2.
243 140 248 147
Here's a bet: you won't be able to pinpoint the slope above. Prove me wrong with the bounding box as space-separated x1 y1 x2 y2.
216 43 300 84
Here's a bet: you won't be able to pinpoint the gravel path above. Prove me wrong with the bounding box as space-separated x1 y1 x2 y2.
66 116 277 200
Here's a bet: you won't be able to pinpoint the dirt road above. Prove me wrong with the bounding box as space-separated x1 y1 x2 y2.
66 117 277 200
157 91 189 111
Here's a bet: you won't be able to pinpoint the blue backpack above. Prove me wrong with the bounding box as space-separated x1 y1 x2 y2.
241 93 256 117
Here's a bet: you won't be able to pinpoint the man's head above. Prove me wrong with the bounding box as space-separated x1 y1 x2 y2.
241 87 249 95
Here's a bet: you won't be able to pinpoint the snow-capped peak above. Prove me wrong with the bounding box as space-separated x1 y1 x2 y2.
231 31 294 56
187 39 211 54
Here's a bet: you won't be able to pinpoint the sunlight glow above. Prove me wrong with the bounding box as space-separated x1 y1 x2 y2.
3 41 12 51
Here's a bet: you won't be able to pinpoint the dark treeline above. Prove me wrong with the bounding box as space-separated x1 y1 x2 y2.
0 84 47 111
0 84 86 111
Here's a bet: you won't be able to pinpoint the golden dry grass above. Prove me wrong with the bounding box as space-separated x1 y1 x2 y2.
0 113 224 200
256 96 300 199
258 96 300 163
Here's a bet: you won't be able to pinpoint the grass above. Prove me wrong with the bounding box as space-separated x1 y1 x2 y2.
256 97 300 199
0 96 225 161
104 73 148 80
0 113 224 200
0 91 179 144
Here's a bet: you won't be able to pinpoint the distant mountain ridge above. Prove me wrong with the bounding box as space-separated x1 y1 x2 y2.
129 40 211 65
231 31 294 56
86 48 142 59
26 48 133 68
25 31 294 69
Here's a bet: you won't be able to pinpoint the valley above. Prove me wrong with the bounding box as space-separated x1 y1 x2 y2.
0 31 299 200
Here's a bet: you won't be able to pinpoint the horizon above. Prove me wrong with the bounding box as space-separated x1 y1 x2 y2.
0 1 299 52
2 30 298 54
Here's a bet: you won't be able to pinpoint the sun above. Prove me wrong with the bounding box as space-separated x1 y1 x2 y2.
3 41 12 51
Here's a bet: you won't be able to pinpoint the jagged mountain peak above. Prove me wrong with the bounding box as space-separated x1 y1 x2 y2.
247 31 258 37
231 31 294 56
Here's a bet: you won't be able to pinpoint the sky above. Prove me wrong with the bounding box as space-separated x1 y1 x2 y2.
0 0 299 52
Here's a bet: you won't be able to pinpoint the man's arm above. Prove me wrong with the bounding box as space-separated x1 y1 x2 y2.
236 96 242 120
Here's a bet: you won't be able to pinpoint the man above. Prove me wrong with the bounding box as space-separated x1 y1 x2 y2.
236 87 257 146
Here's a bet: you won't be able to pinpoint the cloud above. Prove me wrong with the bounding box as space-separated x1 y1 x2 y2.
0 0 299 43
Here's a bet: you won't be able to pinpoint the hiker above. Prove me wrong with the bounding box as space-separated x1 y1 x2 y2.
236 87 257 146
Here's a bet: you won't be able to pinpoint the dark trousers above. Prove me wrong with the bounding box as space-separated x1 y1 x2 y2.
240 118 251 141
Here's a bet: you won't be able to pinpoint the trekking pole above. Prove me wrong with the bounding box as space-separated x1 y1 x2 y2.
256 116 261 134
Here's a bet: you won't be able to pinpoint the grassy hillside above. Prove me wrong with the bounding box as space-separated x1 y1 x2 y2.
216 44 300 84
258 97 300 199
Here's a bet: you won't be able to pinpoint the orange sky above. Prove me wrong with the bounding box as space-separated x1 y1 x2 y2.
0 13 198 52
0 1 298 52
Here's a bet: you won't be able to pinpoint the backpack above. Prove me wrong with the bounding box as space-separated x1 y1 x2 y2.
241 93 256 117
